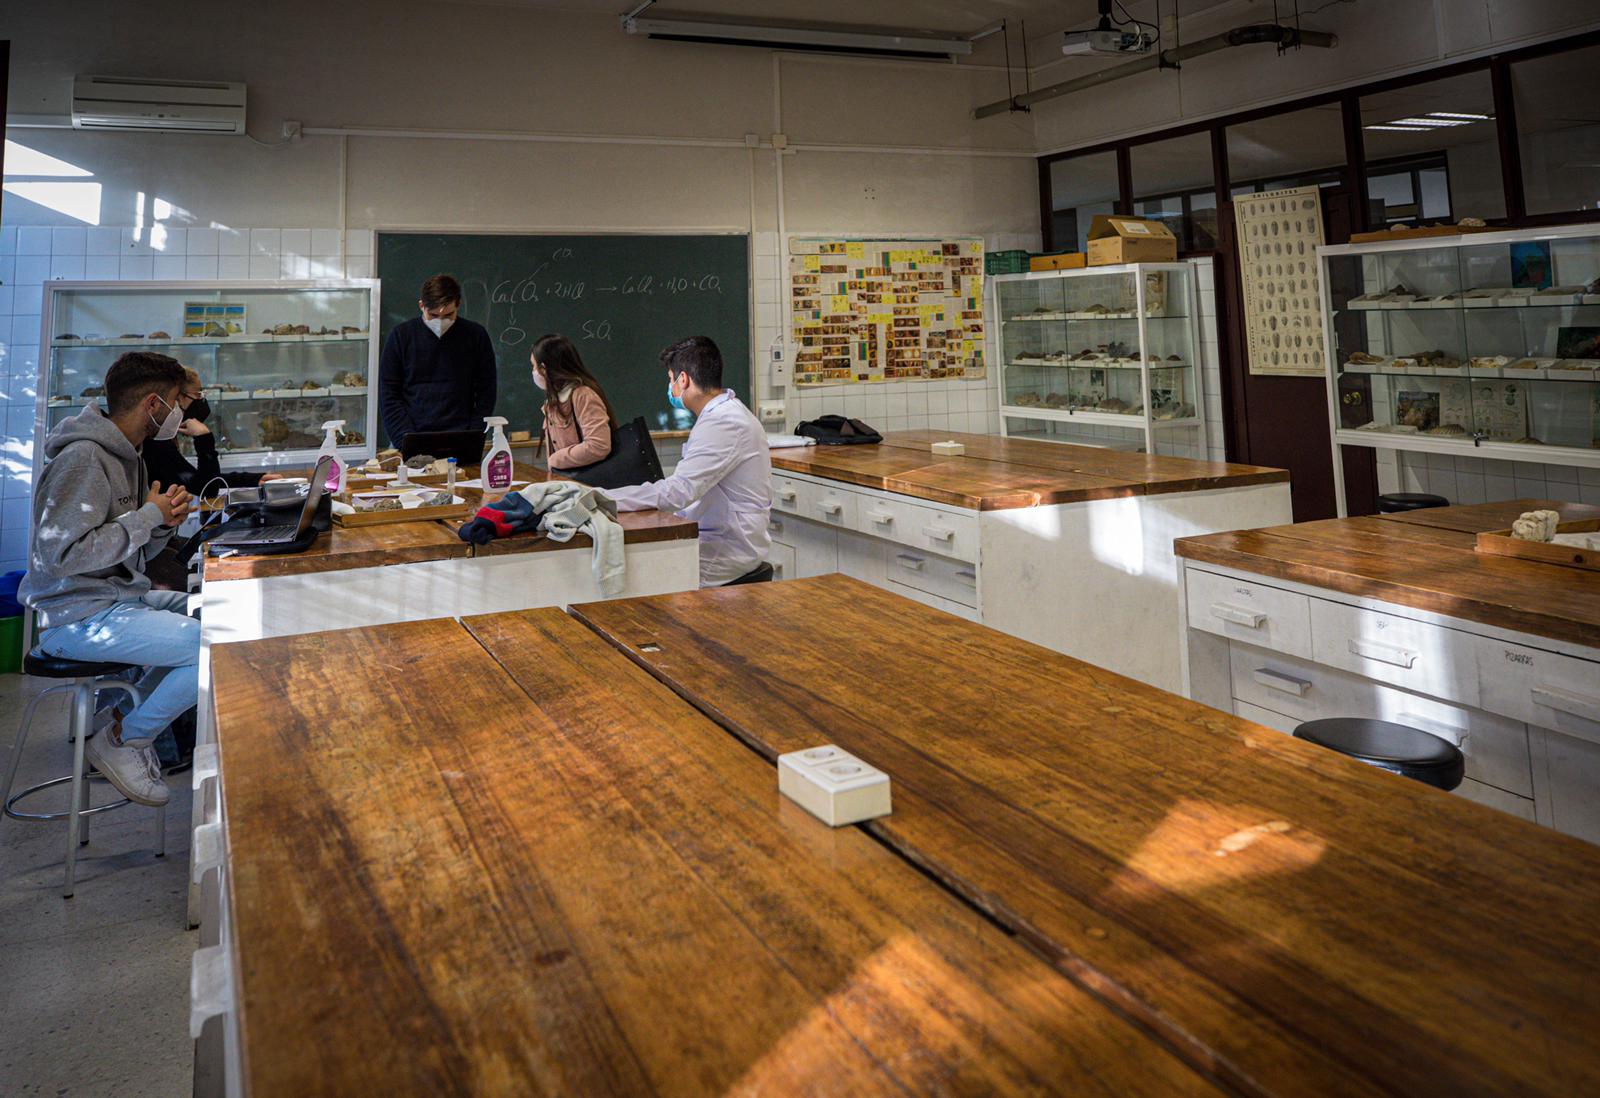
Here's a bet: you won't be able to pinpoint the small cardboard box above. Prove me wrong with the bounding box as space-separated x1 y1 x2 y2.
1086 216 1177 266
1029 251 1087 271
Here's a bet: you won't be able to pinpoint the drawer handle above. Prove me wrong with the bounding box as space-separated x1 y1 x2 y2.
895 554 926 572
1252 668 1311 697
1531 683 1600 725
816 501 843 516
775 489 797 503
867 511 894 525
1209 603 1265 629
955 568 977 583
922 525 956 541
768 519 783 533
1347 637 1417 669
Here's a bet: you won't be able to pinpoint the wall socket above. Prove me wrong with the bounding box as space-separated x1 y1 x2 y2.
757 400 787 424
778 745 891 827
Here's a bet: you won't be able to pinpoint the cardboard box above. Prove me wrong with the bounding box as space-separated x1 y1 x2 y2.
1086 216 1177 266
1029 251 1087 271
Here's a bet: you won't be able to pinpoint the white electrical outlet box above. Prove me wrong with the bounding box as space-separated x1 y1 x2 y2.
758 400 786 424
931 440 965 456
770 354 791 386
778 745 891 826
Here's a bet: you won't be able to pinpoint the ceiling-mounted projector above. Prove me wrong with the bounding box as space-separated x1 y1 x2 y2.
1061 1 1156 56
1062 26 1155 55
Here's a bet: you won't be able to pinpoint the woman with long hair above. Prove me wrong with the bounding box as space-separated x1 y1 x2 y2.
532 333 617 470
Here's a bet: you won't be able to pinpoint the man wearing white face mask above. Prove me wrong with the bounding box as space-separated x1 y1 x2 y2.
378 273 498 446
20 352 199 807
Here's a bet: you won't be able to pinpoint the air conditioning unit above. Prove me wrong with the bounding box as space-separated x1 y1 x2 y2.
71 76 246 134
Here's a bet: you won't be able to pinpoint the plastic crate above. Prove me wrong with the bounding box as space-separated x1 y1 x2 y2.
984 250 1031 275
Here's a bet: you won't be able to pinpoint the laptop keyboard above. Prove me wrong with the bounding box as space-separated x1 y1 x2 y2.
222 523 297 543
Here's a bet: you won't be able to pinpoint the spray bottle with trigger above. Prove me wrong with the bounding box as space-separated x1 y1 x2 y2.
317 420 348 493
483 416 514 492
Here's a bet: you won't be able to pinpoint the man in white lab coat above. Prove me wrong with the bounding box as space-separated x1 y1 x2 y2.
608 336 773 587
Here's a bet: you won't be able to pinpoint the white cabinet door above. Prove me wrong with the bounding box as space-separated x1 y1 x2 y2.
769 514 838 579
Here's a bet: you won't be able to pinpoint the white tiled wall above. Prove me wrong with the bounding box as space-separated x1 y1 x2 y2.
0 225 377 576
1378 447 1600 507
762 230 1042 437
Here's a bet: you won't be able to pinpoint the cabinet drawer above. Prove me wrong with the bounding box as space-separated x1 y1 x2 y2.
767 513 837 579
1309 600 1480 709
885 548 978 608
1476 638 1600 746
1231 647 1532 797
770 474 805 517
797 479 858 530
1185 568 1312 658
883 577 981 622
767 541 796 582
1456 778 1536 823
857 497 978 563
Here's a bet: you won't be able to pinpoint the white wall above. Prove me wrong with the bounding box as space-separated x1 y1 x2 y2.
0 0 1041 575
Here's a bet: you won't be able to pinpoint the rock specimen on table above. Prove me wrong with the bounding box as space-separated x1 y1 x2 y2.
1510 509 1561 542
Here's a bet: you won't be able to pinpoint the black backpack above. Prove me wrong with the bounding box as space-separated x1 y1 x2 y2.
794 415 883 446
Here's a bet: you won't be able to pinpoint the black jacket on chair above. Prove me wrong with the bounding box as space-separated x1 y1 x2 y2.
143 433 260 496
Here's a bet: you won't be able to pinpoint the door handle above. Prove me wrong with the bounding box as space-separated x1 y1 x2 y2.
1209 603 1265 629
1396 712 1468 749
955 568 977 584
775 489 797 503
768 519 783 533
1347 637 1418 669
895 554 926 572
1252 667 1311 697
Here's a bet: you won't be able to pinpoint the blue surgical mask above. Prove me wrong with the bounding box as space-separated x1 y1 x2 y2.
667 377 686 412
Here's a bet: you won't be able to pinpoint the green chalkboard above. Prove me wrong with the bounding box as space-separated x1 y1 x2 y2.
375 232 750 444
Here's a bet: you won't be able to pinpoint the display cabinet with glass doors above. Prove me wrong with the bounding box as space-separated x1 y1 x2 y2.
38 281 380 473
991 263 1204 454
1320 226 1600 473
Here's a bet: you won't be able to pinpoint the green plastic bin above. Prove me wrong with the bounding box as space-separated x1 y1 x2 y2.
0 615 22 676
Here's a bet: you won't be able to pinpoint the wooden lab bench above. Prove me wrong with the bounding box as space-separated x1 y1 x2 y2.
1176 499 1600 844
768 430 1292 691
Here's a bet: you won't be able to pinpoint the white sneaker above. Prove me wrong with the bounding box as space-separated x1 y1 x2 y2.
85 735 171 807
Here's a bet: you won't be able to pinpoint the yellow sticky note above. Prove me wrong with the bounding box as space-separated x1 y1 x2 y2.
846 242 866 259
967 241 983 254
825 295 846 313
803 255 820 271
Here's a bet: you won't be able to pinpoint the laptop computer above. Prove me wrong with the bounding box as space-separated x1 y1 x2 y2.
209 455 333 551
400 429 485 467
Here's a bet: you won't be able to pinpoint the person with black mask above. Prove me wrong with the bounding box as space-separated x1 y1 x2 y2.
143 367 285 497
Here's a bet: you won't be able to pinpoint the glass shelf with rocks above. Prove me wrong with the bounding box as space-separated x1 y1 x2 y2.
38 280 380 471
990 263 1203 454
1322 225 1600 469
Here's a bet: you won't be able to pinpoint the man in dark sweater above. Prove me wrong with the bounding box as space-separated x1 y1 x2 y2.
379 273 498 444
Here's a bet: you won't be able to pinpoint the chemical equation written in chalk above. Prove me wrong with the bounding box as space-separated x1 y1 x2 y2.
490 272 722 305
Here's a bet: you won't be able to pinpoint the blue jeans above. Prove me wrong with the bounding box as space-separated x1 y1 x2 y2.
38 590 199 747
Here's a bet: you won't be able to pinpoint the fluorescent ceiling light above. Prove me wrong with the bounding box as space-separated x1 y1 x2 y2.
1387 116 1469 127
1365 124 1432 132
1430 111 1492 120
622 15 972 58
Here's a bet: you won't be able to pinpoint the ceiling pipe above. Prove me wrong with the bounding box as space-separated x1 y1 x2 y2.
972 23 1337 119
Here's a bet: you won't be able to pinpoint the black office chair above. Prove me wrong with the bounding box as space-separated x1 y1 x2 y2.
1293 717 1464 791
1377 492 1449 513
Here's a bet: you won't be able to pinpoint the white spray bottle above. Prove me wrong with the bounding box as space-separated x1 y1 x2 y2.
483 415 513 492
318 420 348 493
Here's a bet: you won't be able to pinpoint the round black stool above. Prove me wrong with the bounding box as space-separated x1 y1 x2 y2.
1377 492 1449 514
1293 718 1464 791
2 652 166 897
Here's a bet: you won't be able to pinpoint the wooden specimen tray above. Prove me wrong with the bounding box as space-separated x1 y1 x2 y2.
1350 224 1498 243
333 493 474 528
1476 519 1600 572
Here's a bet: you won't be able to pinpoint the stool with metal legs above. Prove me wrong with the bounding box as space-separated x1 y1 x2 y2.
2 652 167 897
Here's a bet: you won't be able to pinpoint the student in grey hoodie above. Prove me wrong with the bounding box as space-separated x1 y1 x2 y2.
21 352 197 807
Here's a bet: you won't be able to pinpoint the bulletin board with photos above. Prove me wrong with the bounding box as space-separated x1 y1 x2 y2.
788 237 986 387
1234 185 1329 377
